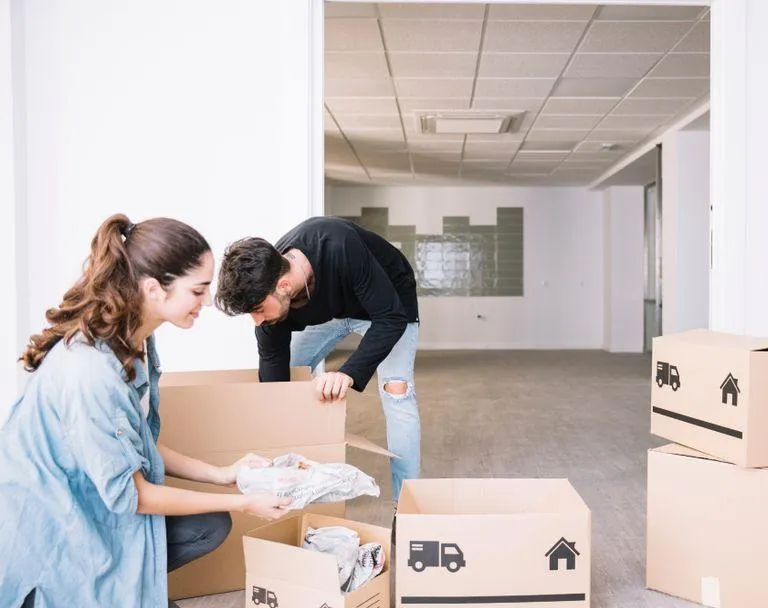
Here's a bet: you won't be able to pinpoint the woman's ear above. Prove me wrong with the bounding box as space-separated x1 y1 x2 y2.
140 277 165 303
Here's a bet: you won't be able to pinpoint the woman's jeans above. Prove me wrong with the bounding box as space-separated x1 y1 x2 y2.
290 319 421 502
21 511 232 607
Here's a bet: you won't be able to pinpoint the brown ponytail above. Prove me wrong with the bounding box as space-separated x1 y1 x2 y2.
20 213 210 380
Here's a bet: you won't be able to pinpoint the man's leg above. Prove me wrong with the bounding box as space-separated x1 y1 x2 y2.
290 318 351 370
352 320 421 503
166 512 232 573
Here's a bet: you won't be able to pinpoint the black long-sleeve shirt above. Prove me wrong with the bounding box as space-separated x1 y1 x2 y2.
256 217 419 391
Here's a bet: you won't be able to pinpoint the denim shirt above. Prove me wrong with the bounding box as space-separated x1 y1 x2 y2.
0 335 167 608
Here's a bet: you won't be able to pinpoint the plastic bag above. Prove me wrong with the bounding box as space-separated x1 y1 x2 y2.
303 526 386 593
236 453 380 510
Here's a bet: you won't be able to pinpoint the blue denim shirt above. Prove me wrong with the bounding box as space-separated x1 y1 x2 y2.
0 335 167 607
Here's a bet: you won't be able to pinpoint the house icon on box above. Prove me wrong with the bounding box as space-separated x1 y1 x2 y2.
720 373 740 406
545 537 580 571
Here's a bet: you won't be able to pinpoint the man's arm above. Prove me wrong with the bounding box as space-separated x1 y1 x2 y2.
256 322 292 382
338 235 408 391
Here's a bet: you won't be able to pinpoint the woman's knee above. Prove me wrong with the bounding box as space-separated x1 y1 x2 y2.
205 511 232 552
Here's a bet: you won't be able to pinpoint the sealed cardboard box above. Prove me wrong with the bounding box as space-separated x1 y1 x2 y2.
650 330 768 466
158 368 392 600
647 443 768 607
243 513 390 608
396 479 591 607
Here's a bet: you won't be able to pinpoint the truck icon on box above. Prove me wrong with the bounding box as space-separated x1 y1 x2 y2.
656 361 681 391
408 540 466 573
252 586 278 608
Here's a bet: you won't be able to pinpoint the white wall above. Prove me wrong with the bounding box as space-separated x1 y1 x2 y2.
3 0 321 421
327 185 605 349
662 129 710 334
603 187 644 352
710 0 768 334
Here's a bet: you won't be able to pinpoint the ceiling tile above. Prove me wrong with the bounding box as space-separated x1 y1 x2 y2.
465 132 526 143
345 128 405 144
673 22 710 52
648 53 709 78
381 20 482 52
580 22 692 53
541 97 619 114
325 3 377 18
474 78 555 98
586 129 646 141
360 153 412 173
521 140 580 151
629 78 709 98
478 53 570 78
326 97 399 114
463 142 520 159
471 98 545 113
324 111 338 132
395 77 474 98
568 151 623 162
352 139 408 153
488 4 597 20
484 22 588 53
378 4 485 20
334 114 402 130
325 19 383 52
405 130 465 143
534 115 603 130
596 6 705 21
409 142 464 156
515 150 570 161
399 98 470 115
526 129 591 142
325 52 390 79
389 52 477 78
508 162 557 175
325 169 370 184
575 140 636 153
611 97 694 115
598 114 668 130
565 53 662 78
326 77 393 97
462 159 513 168
552 78 636 97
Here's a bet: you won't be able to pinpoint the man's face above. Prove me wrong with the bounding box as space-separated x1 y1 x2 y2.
249 291 291 326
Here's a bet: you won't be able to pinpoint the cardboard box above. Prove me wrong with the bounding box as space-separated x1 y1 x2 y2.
243 513 391 608
647 443 768 607
650 330 768 466
158 368 393 600
395 479 591 608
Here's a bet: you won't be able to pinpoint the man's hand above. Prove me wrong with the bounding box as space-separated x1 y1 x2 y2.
237 493 292 520
217 453 272 487
314 371 354 402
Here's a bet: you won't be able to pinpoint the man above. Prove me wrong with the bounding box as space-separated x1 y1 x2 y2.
215 216 420 509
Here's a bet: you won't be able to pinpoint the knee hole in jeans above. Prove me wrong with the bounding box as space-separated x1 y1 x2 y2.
382 378 411 399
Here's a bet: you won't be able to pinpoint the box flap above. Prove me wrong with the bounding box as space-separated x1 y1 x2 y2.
653 329 768 352
159 366 312 387
397 478 588 515
650 443 734 464
158 381 346 453
345 432 398 458
244 519 340 594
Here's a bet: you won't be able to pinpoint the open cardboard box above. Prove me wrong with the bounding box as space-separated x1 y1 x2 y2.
158 368 393 600
647 443 768 607
650 330 768 466
395 478 591 608
243 513 391 608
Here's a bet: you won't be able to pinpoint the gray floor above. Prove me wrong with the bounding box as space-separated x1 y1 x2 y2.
180 350 699 608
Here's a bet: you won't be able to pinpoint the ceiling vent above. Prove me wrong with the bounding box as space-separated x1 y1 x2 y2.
416 111 526 135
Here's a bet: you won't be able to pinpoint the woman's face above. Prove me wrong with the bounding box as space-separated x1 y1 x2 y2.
157 250 215 329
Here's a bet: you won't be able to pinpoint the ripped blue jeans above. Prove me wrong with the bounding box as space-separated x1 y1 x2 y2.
290 319 420 502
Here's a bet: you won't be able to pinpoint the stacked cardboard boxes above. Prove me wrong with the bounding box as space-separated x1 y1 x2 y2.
157 367 393 600
647 330 768 607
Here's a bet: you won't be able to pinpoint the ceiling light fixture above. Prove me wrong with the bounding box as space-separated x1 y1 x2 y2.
417 111 526 135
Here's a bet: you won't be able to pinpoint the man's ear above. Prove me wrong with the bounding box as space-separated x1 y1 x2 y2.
275 275 292 295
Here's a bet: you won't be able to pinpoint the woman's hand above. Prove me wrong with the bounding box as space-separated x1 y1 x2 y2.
216 453 272 487
237 493 292 520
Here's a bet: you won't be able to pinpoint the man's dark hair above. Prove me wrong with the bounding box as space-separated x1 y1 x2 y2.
215 237 290 316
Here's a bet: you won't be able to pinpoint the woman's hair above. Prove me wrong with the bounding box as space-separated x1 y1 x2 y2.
20 213 210 379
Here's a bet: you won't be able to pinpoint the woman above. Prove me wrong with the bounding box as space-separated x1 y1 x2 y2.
0 214 289 607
